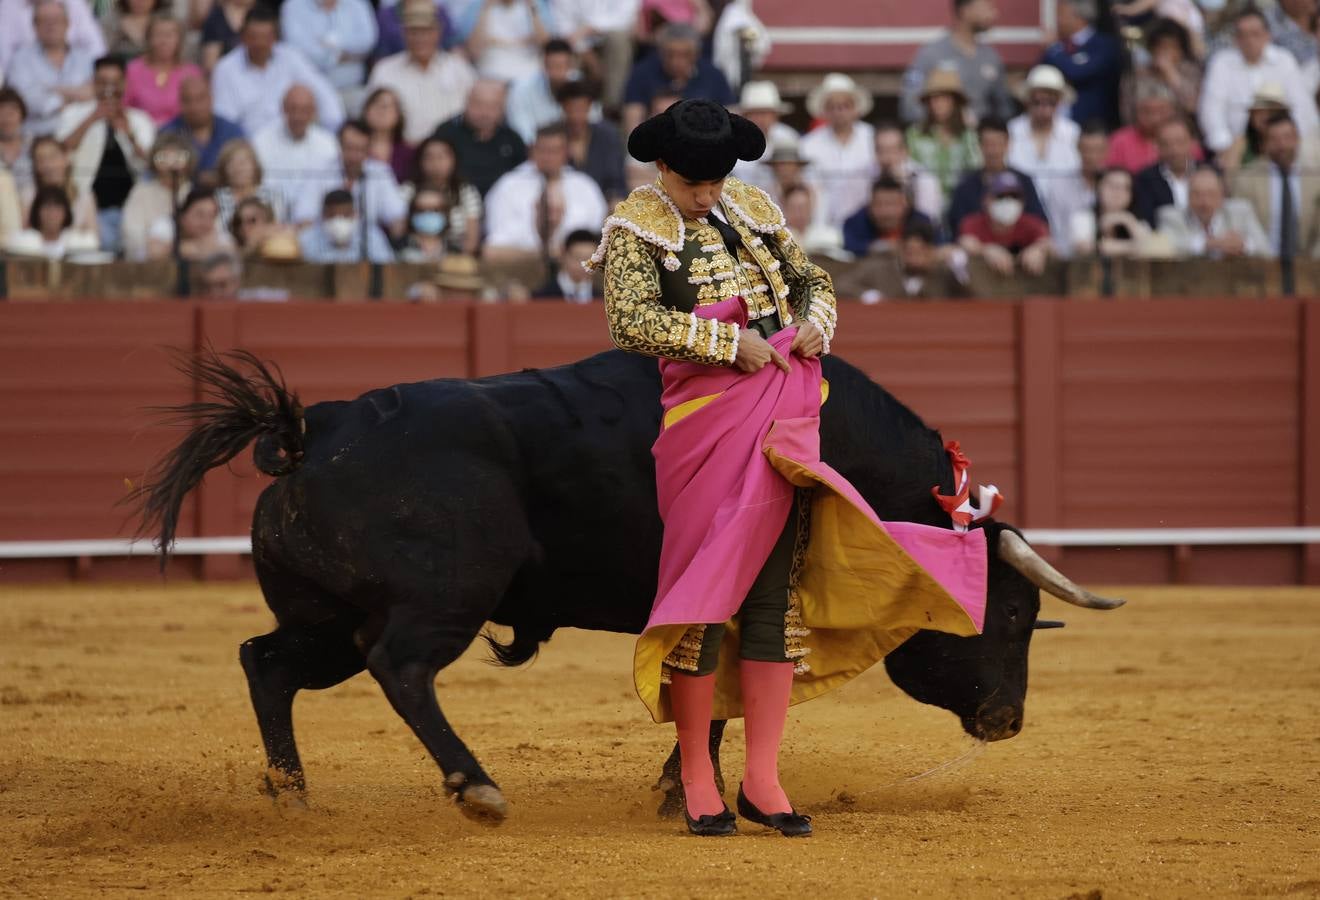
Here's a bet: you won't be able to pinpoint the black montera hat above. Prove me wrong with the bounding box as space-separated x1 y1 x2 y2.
627 99 767 182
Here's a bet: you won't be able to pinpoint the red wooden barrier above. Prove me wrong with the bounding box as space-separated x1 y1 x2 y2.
0 299 1315 585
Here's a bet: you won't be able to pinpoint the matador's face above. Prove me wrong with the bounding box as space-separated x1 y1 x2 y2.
656 162 726 221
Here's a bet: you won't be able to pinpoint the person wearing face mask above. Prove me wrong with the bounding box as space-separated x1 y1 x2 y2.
398 187 450 262
595 98 986 839
958 170 1053 276
298 187 394 262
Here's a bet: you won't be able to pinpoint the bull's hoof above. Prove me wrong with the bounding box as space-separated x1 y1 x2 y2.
261 769 308 809
444 773 507 825
652 775 684 820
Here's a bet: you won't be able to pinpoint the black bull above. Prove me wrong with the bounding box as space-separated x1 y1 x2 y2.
134 347 1122 825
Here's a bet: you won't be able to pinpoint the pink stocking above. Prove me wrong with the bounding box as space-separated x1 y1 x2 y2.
668 671 725 817
740 659 795 814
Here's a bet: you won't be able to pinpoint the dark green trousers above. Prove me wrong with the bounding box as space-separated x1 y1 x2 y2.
692 509 796 675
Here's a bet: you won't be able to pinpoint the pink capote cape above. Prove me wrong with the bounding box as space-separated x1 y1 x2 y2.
632 297 988 723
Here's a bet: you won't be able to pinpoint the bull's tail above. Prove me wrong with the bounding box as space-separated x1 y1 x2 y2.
127 348 304 568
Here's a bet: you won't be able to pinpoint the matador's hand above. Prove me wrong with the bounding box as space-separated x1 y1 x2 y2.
790 321 824 358
735 329 791 374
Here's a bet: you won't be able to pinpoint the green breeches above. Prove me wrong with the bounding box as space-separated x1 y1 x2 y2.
692 509 797 675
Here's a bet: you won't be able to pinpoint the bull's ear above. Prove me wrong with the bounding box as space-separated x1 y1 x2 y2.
1033 619 1066 630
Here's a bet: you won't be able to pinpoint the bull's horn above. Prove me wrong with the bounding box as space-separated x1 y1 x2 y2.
1033 619 1066 629
998 530 1126 610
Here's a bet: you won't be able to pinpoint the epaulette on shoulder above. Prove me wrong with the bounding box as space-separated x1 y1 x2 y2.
584 185 686 273
722 177 787 235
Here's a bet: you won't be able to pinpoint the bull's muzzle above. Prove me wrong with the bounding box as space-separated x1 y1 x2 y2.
969 704 1023 742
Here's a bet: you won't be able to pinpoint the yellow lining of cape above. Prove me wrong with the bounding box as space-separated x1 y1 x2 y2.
662 379 829 430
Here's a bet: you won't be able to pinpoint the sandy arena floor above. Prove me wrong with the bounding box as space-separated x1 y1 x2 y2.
0 582 1317 899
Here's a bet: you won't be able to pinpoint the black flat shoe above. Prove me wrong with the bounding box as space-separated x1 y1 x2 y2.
737 784 813 837
685 804 737 836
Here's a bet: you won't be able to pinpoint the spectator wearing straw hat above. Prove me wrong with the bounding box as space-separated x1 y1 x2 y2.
1007 64 1080 233
730 80 798 196
1199 7 1320 155
366 0 476 144
1039 0 1124 129
1218 82 1291 174
800 72 876 229
905 66 981 199
899 0 1013 125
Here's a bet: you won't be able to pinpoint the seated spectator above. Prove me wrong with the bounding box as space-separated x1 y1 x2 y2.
161 75 244 179
124 15 203 126
397 187 452 262
1070 167 1159 257
409 135 482 255
57 55 156 254
799 72 876 230
948 116 1048 235
764 133 813 206
331 119 407 238
958 171 1052 275
899 0 1013 125
904 68 980 202
1122 18 1201 126
462 0 554 83
0 0 105 75
4 184 99 257
229 193 274 252
0 167 22 243
1267 0 1320 96
280 0 378 99
636 0 712 46
1133 116 1198 226
145 186 236 260
842 176 938 258
196 250 242 299
835 219 968 302
0 88 32 189
21 134 98 235
215 137 288 229
298 186 394 262
780 181 846 260
1106 79 1189 174
101 0 162 60
1199 7 1319 156
1218 82 1290 173
729 80 797 196
621 23 733 134
121 130 195 260
558 78 625 203
553 0 638 111
212 6 345 136
1008 65 1080 228
1048 120 1108 256
361 87 414 183
5 0 95 137
1231 112 1320 259
1156 165 1271 257
367 1 476 145
370 0 457 68
507 39 580 144
875 120 943 223
431 79 526 195
199 0 253 71
533 226 600 300
1040 0 1124 130
251 84 340 225
483 122 607 261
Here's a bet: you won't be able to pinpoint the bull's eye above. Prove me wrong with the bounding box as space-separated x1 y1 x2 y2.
1005 605 1019 621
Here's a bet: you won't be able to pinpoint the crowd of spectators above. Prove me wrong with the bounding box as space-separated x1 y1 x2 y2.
0 0 1319 301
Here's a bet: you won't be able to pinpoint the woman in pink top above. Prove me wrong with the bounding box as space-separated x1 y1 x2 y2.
124 15 204 125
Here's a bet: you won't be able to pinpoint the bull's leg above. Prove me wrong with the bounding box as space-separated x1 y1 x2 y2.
239 619 365 801
365 603 507 825
656 719 729 819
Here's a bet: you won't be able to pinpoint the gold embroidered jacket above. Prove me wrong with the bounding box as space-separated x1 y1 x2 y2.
589 177 838 366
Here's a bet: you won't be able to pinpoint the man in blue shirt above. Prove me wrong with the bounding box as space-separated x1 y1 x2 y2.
842 175 943 258
621 22 733 134
299 188 395 263
160 75 245 178
1039 0 1123 130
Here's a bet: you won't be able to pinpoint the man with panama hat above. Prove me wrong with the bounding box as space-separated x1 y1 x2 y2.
1007 64 1080 235
799 72 875 229
731 80 799 195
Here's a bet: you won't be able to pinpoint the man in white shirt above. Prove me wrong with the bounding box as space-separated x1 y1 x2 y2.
552 0 638 109
1134 117 1197 226
252 84 341 225
1199 7 1320 155
0 0 103 75
366 0 476 144
279 0 379 94
484 122 606 260
873 121 943 222
799 72 876 229
729 81 798 197
212 6 345 137
335 118 407 236
4 0 94 137
1007 65 1081 237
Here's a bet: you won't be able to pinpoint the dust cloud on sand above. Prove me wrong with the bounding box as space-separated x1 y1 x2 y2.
2 584 1318 897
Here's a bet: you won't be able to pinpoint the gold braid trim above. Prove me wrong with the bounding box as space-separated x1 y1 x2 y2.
784 488 814 675
661 623 709 683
